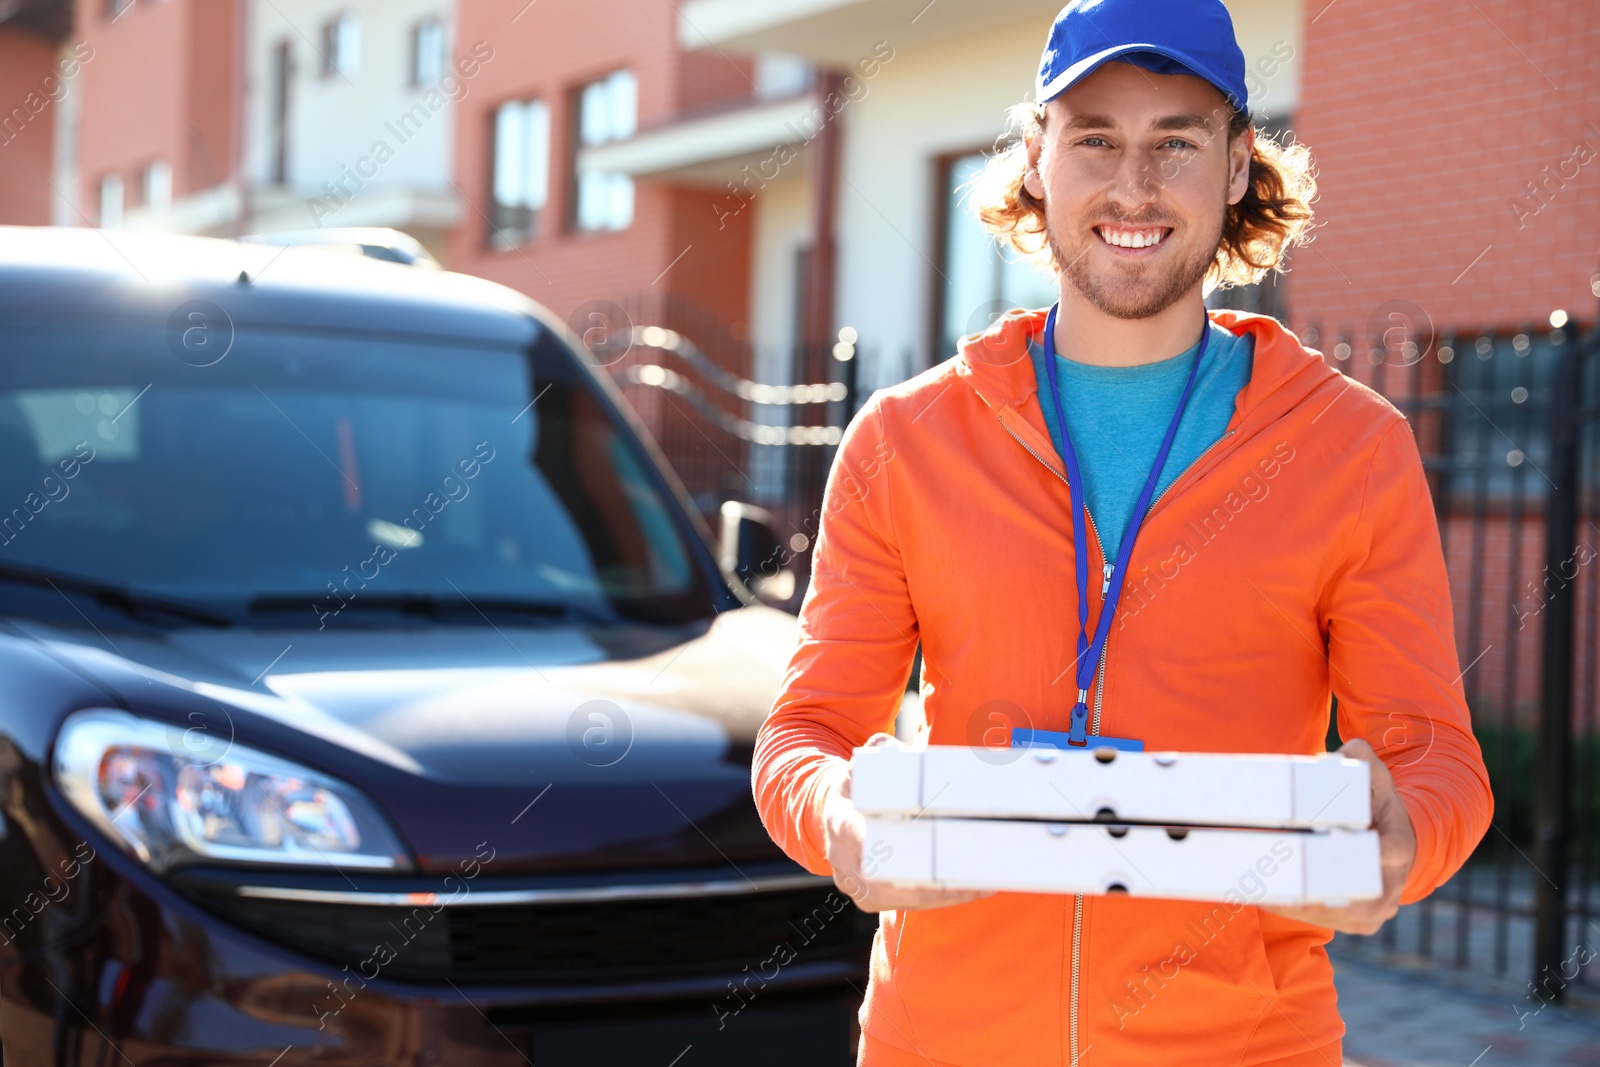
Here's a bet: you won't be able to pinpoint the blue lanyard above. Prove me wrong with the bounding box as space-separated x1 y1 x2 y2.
1041 301 1210 746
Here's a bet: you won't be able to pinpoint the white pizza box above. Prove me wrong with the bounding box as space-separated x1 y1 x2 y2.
850 744 1371 831
863 815 1382 906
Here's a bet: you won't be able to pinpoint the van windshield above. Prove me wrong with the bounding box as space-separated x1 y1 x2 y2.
0 319 717 628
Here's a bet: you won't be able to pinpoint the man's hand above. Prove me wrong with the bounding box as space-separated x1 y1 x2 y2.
1258 738 1417 935
823 734 995 913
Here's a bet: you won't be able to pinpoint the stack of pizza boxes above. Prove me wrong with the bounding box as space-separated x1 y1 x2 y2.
849 739 1381 906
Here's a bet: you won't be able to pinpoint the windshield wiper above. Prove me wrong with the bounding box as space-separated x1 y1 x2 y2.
0 562 232 628
246 594 619 626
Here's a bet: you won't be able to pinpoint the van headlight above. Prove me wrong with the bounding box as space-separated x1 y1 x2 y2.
54 709 411 873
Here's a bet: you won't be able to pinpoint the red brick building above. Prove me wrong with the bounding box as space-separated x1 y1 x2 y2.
1286 0 1600 718
446 0 757 337
1289 0 1599 341
70 0 242 232
441 0 791 512
0 0 78 226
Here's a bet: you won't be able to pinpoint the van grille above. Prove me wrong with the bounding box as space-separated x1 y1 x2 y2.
190 877 875 986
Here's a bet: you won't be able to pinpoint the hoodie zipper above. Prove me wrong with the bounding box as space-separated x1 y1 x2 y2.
1143 428 1238 518
998 415 1103 1067
1000 413 1238 1067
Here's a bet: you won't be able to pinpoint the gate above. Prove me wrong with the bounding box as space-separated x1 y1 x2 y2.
1312 297 1600 1003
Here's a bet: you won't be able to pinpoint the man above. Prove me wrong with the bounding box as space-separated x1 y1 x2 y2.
752 1 1493 1065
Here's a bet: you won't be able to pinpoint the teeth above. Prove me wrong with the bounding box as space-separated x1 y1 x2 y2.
1099 227 1166 248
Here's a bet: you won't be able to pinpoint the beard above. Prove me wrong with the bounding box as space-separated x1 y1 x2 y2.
1046 210 1221 321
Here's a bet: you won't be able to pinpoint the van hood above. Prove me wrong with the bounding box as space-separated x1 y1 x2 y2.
17 606 802 874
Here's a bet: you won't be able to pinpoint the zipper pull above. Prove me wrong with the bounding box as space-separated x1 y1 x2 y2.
1101 563 1113 594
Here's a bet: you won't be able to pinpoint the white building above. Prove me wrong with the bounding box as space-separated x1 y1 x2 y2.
239 0 462 258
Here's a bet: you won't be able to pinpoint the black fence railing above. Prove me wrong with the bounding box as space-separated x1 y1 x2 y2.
591 293 860 609
1306 304 1600 1002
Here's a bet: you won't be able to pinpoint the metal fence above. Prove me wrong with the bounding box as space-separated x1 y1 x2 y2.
599 293 858 608
1307 304 1600 1002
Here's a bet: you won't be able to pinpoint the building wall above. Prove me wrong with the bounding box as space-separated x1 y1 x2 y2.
447 0 753 332
0 27 77 226
246 0 455 211
1287 0 1600 719
830 20 1037 392
748 170 812 383
1290 0 1600 340
74 0 238 223
186 0 240 191
676 44 760 115
1225 0 1303 123
745 169 811 499
664 183 754 329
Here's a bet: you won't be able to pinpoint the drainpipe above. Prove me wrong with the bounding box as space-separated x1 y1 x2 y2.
800 68 844 514
802 69 842 376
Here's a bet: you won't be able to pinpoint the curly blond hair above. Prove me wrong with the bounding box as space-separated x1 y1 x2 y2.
970 101 1317 290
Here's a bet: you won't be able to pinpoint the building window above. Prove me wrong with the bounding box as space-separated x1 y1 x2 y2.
934 151 1057 360
574 69 637 233
320 12 359 80
142 160 172 210
410 17 445 87
490 99 550 249
99 174 124 229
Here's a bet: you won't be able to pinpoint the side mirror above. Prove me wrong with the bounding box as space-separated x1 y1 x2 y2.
718 501 794 603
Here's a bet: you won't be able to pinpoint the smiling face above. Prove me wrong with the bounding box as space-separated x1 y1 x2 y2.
1023 60 1253 321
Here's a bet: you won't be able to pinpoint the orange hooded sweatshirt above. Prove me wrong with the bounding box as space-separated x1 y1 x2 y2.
752 307 1494 1067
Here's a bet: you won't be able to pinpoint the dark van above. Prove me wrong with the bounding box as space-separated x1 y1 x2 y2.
0 227 871 1067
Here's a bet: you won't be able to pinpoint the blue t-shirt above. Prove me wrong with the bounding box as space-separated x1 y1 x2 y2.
1028 322 1254 555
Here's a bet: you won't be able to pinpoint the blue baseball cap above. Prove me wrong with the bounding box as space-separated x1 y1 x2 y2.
1037 0 1249 113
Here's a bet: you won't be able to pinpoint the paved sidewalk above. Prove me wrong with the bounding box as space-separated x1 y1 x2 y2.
1333 951 1600 1067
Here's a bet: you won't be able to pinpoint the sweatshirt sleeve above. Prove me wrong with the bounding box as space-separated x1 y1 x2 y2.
751 394 920 875
1323 416 1495 905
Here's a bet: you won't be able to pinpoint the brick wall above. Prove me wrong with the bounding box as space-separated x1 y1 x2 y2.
75 0 239 216
449 0 753 340
0 27 66 226
184 0 240 195
1291 0 1600 728
1290 0 1600 341
675 48 754 117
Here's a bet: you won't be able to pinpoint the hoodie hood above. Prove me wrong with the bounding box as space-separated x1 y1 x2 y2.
952 305 1338 439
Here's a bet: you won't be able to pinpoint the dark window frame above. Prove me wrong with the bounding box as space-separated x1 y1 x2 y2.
569 68 637 235
928 145 993 366
487 96 551 251
269 39 294 186
408 16 444 88
319 11 356 81
929 144 1061 366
